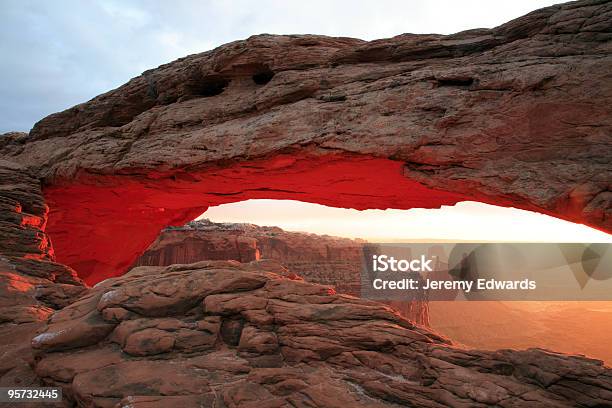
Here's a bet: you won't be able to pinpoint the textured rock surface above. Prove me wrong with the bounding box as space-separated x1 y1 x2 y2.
135 219 429 325
0 0 610 283
32 260 612 408
0 159 84 319
0 158 85 388
135 220 367 294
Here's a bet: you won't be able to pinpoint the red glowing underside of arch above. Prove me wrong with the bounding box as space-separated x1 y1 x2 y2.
44 153 500 285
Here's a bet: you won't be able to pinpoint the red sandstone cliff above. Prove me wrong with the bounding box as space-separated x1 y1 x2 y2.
0 158 85 387
135 219 430 326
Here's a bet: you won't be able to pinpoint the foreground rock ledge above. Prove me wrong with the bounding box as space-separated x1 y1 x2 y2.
32 260 612 408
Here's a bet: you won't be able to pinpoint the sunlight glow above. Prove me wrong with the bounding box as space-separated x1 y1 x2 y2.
199 199 612 243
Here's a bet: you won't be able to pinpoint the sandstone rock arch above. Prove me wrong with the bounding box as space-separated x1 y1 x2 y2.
1 0 610 285
1 1 612 406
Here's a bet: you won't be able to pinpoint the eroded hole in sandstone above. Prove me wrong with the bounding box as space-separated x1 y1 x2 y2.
435 77 474 88
220 318 245 346
189 76 230 97
252 68 275 85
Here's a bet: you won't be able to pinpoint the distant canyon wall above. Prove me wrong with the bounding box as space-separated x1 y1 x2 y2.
135 219 430 326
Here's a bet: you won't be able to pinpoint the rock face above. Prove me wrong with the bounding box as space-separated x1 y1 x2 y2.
135 219 429 325
32 260 612 408
135 220 367 295
0 0 610 283
0 158 85 387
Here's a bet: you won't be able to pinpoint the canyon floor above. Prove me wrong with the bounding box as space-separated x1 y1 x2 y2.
430 301 612 366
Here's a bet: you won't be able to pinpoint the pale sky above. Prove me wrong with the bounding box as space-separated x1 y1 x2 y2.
200 200 612 243
1 0 560 133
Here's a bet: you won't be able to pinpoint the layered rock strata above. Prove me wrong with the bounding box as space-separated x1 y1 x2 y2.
0 158 85 387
